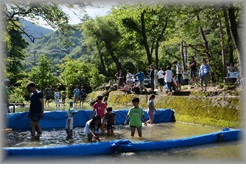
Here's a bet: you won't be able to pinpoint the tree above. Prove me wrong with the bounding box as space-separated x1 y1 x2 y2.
81 16 122 71
4 21 28 85
60 58 105 98
3 2 83 85
28 54 57 92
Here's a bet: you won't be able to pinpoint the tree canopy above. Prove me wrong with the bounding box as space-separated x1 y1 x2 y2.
3 2 244 103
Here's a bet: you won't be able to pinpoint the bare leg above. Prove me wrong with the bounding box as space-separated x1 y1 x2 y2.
35 122 42 135
137 127 142 137
30 121 36 137
88 134 93 142
130 127 136 137
111 128 114 135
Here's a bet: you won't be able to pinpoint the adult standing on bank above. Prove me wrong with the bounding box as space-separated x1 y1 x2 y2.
189 56 197 86
157 67 165 92
115 70 124 89
199 58 211 91
27 82 44 140
173 61 182 91
44 85 52 107
135 68 148 94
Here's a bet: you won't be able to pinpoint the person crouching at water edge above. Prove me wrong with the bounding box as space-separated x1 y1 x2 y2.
124 97 147 138
65 108 77 140
26 82 44 140
84 115 102 142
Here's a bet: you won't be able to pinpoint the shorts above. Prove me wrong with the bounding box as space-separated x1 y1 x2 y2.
66 129 73 135
190 70 197 78
200 74 209 86
130 126 142 128
107 123 114 129
45 96 51 100
55 98 59 104
158 78 164 86
74 95 79 100
147 110 154 121
31 113 41 122
167 82 172 92
177 74 182 84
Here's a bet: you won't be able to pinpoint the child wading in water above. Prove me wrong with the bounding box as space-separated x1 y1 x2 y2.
147 94 157 124
90 95 107 132
65 108 77 140
105 107 116 136
124 97 147 137
84 115 101 142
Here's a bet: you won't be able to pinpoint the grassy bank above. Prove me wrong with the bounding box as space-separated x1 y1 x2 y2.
104 90 242 129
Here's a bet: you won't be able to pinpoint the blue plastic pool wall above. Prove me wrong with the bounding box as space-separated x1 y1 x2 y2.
7 109 175 130
4 109 243 157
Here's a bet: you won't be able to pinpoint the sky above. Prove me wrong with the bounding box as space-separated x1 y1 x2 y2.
25 1 120 30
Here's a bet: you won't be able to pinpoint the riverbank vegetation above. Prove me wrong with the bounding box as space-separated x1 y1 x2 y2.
3 2 244 129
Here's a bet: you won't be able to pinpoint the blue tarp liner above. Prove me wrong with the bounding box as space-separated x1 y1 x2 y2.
4 128 243 157
7 108 175 130
4 109 243 157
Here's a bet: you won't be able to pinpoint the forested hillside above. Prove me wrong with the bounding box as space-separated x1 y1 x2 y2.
3 2 243 102
19 18 54 44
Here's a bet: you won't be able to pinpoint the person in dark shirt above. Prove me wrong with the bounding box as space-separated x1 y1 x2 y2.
44 85 52 107
105 107 116 136
27 82 44 140
189 56 197 85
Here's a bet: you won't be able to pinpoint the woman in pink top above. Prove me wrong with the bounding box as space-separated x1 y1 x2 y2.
90 95 107 132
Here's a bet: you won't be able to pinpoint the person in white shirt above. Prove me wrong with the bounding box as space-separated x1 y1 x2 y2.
157 68 165 92
54 89 60 108
165 66 173 96
154 68 159 90
126 70 134 88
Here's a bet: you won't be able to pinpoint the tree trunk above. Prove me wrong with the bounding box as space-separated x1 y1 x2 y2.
196 13 214 83
218 16 227 78
155 18 168 69
96 41 106 75
196 14 212 60
223 7 234 65
228 4 243 76
141 10 152 65
155 41 159 69
180 40 186 71
105 41 121 71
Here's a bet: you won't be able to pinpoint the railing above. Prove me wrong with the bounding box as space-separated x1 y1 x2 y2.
8 103 25 113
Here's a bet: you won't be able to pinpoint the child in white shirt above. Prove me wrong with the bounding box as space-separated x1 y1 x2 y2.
54 89 60 108
65 108 77 139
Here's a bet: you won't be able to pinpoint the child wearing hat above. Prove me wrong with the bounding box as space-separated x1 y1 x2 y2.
65 108 77 139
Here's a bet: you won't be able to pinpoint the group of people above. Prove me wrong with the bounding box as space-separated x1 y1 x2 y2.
26 80 158 141
43 85 87 108
2 55 211 142
44 85 67 108
80 94 158 141
72 85 87 107
149 56 211 93
114 56 211 96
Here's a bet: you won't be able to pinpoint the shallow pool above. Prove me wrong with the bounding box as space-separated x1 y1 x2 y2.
3 121 245 164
